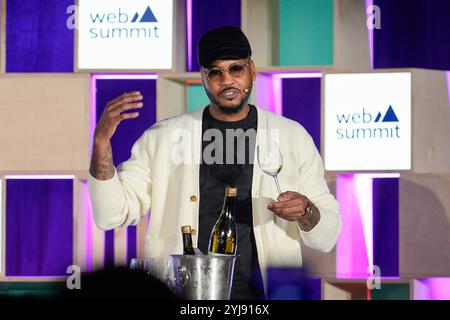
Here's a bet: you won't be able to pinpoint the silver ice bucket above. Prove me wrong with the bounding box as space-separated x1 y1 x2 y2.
170 255 238 300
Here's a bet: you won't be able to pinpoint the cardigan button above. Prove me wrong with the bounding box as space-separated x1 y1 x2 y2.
190 195 197 202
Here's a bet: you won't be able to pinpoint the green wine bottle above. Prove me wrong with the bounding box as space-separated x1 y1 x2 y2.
181 225 195 255
208 187 237 256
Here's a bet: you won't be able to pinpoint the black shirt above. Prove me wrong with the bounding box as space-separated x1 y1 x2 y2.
198 105 264 300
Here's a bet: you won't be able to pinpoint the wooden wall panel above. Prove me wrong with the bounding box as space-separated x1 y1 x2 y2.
334 0 371 71
400 173 450 278
411 69 450 173
0 74 90 176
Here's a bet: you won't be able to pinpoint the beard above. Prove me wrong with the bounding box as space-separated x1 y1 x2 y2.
205 86 252 115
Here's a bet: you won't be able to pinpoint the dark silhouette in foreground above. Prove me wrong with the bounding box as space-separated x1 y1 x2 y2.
59 267 179 301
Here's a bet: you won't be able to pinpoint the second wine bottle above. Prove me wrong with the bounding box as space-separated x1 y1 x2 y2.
181 225 195 255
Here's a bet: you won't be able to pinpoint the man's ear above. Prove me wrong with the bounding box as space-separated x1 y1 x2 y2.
200 70 208 85
251 60 256 81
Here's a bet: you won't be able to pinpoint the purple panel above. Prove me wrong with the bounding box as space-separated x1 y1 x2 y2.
95 78 157 264
416 278 450 300
372 178 399 277
267 267 321 300
281 78 321 152
95 79 157 166
189 0 241 71
127 226 137 265
104 230 115 267
6 179 73 276
373 0 450 70
336 174 370 279
305 277 322 300
6 0 75 72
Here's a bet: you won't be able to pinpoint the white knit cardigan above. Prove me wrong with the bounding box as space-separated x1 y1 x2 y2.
88 106 342 284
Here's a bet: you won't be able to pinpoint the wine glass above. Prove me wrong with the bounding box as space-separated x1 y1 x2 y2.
256 141 283 195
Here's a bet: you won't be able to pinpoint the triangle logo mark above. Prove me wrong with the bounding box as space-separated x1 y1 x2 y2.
382 105 399 122
140 6 158 23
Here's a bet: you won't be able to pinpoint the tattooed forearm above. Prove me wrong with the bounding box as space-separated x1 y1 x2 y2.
298 202 321 232
89 141 115 180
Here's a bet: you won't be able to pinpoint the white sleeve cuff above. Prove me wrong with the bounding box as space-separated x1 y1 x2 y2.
298 207 342 253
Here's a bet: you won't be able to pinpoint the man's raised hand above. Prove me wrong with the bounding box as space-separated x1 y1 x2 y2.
94 91 143 144
89 91 143 180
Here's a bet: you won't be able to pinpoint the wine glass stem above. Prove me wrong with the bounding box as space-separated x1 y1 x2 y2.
273 175 282 196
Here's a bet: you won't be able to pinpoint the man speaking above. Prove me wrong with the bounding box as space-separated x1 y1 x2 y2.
89 26 341 299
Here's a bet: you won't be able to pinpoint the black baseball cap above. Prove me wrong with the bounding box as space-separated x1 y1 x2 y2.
197 26 252 68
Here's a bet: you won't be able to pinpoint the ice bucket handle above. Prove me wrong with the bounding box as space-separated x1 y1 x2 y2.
174 265 189 288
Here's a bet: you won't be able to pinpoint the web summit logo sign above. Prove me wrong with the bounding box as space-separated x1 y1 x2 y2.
89 6 160 39
336 105 400 140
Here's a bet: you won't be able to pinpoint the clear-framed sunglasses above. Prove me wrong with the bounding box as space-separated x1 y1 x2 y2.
202 60 251 82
